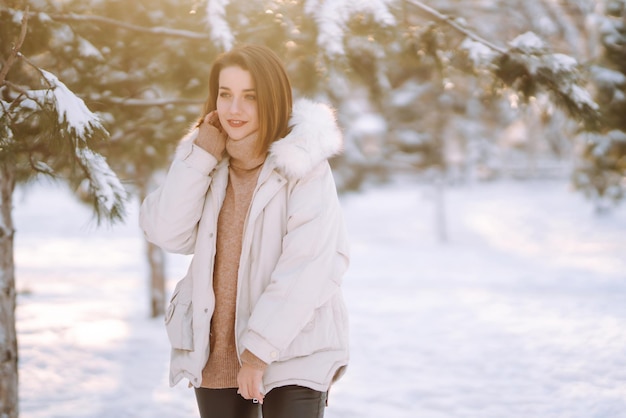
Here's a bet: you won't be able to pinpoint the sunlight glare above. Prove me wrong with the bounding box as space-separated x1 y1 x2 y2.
67 319 129 348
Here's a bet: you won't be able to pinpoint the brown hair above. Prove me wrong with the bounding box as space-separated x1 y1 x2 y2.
200 44 293 155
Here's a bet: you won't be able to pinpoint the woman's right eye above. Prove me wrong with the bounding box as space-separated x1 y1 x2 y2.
219 92 231 99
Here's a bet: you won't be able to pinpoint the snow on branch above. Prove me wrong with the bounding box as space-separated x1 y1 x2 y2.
7 71 128 221
421 1 599 128
591 65 626 90
1 7 127 222
0 101 13 147
509 31 547 54
75 147 127 222
39 69 106 141
205 0 234 51
461 38 498 68
306 0 396 57
33 70 128 216
493 31 600 129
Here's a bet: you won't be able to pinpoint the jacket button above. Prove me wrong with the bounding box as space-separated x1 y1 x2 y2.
204 308 209 313
209 233 214 238
270 351 278 359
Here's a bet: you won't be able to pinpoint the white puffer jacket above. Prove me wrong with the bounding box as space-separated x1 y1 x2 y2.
139 99 350 393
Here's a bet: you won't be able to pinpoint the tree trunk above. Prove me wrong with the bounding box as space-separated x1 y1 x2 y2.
434 90 449 244
146 239 166 318
0 161 18 418
137 179 166 318
434 172 448 244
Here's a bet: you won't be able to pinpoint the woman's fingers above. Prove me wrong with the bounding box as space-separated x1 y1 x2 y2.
237 365 265 404
205 111 223 131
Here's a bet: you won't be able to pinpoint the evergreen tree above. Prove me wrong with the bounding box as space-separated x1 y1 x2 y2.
55 0 216 317
574 0 626 209
0 5 126 417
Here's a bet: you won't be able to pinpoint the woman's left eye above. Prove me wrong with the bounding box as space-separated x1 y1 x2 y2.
245 94 257 101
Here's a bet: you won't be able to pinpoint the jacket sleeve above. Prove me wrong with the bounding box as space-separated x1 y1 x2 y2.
240 162 350 364
139 132 219 254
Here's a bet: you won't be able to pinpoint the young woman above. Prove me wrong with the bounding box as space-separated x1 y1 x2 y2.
140 44 350 418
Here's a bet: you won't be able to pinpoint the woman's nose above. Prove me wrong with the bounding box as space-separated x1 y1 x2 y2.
229 97 241 114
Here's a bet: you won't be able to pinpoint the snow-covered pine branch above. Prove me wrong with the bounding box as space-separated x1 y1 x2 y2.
305 0 396 58
461 38 499 68
39 69 106 141
574 129 626 205
0 101 13 148
2 63 128 222
75 147 127 222
205 0 234 51
36 70 127 220
591 65 626 101
403 2 599 130
492 31 600 129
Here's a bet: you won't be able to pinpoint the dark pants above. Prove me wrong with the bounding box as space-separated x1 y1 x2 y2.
194 385 327 418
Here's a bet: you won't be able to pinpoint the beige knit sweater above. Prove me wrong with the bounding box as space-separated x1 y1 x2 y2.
198 132 268 388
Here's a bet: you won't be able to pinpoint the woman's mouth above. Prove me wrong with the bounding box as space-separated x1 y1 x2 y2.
227 120 247 128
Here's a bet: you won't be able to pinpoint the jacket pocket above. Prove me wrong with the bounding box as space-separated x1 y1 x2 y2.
280 299 343 361
164 277 194 351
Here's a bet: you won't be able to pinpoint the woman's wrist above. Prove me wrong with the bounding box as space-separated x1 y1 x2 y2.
195 112 226 160
194 136 224 161
241 349 268 371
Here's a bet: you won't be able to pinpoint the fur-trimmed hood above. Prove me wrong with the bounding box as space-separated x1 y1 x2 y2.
269 98 343 180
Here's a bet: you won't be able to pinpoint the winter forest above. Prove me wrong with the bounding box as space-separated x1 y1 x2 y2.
1 0 626 417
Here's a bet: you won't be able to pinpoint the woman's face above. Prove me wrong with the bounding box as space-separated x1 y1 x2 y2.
216 66 259 141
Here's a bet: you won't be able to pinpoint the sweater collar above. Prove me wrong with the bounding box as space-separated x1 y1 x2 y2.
227 131 266 171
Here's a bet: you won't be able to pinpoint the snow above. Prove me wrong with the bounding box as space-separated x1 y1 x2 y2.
205 0 234 51
77 37 104 60
568 84 600 111
306 0 396 57
3 68 124 218
588 130 626 157
461 38 497 67
75 148 127 215
351 113 386 136
502 33 599 113
591 65 626 87
509 31 547 54
546 53 578 74
37 12 52 23
609 130 626 143
40 70 105 140
0 120 12 152
11 10 23 24
14 177 626 417
390 80 430 108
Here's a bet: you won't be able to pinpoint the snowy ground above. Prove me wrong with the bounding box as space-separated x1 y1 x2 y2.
13 178 626 418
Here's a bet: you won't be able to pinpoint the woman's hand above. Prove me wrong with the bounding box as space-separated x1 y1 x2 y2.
194 110 227 160
237 363 265 404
